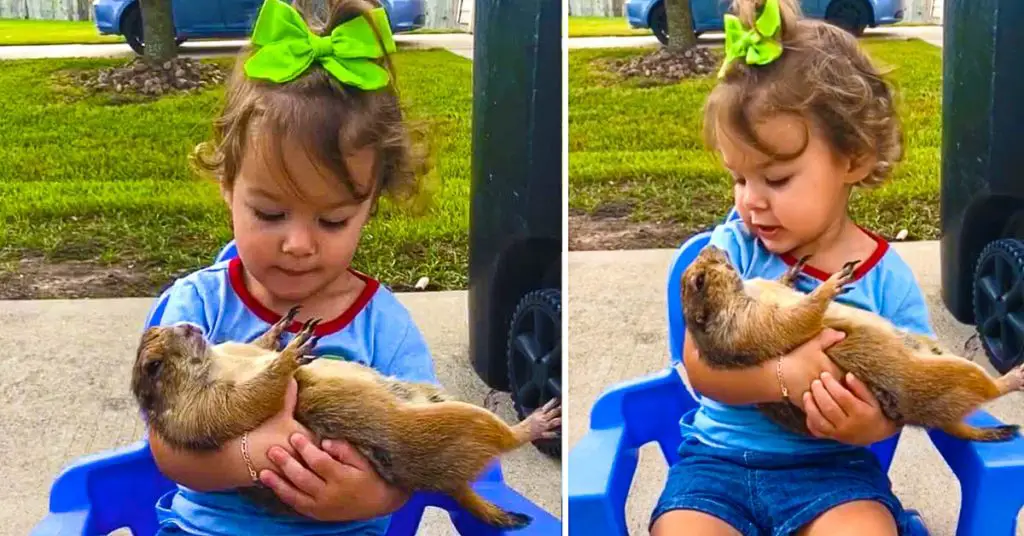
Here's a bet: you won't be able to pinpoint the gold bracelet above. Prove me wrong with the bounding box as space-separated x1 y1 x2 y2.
776 356 789 401
241 432 258 483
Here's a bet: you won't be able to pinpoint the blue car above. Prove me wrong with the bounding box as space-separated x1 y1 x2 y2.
93 0 425 55
626 0 905 45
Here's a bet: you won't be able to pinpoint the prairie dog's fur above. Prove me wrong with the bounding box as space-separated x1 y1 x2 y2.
680 246 1024 442
131 308 561 529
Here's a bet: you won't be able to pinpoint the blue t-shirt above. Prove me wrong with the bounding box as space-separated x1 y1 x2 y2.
684 220 936 454
150 257 438 536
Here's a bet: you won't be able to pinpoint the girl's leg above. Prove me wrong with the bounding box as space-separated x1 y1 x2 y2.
650 438 761 536
762 447 906 536
652 510 744 536
795 500 898 536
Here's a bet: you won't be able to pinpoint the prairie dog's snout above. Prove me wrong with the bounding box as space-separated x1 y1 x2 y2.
681 246 742 326
172 322 201 339
131 323 210 416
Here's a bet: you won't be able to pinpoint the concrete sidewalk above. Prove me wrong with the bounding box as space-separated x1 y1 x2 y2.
568 25 943 49
0 32 473 60
0 291 560 536
567 242 1023 536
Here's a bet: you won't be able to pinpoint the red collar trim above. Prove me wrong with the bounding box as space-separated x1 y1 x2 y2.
779 226 889 283
227 257 379 337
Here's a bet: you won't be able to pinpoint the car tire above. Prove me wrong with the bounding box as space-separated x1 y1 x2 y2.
649 3 668 46
506 288 561 458
825 0 870 36
121 4 184 56
972 238 1024 374
121 5 146 55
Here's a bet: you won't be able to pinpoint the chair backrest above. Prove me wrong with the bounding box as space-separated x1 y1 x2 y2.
663 210 901 471
666 231 713 366
215 240 238 263
667 207 740 365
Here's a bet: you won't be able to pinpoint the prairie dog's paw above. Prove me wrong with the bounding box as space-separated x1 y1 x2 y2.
283 318 321 363
821 260 860 298
523 398 561 441
837 260 860 287
780 255 811 287
254 305 302 351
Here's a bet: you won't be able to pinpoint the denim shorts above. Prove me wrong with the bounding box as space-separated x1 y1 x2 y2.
651 436 912 536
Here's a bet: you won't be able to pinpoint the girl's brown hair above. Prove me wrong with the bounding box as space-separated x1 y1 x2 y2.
704 0 901 187
191 0 426 206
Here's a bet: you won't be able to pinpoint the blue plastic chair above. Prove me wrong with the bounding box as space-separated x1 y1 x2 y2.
567 212 1024 536
33 240 561 536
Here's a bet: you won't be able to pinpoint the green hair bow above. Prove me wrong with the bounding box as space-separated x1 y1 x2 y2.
244 0 396 89
718 0 783 78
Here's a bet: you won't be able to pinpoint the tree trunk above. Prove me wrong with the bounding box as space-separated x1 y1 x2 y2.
664 0 697 53
139 0 177 63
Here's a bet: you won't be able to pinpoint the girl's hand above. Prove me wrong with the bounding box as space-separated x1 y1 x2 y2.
243 379 316 481
260 433 410 522
779 329 847 409
802 371 900 446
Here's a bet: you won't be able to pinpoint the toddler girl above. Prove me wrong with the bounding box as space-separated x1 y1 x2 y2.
145 0 436 533
651 0 934 534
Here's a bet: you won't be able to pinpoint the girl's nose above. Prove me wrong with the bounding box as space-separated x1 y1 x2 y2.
281 224 316 257
740 183 769 211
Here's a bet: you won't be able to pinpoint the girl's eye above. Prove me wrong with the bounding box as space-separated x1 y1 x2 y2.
320 218 348 230
731 174 746 186
766 176 791 187
254 209 285 222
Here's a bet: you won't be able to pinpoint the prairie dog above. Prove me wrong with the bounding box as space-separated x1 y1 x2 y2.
679 245 1024 442
131 307 561 529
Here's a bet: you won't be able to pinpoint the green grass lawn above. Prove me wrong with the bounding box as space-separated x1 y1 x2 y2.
569 39 943 241
0 19 124 45
0 49 473 292
569 16 651 37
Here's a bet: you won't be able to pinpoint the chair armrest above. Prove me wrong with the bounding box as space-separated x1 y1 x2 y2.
567 427 635 536
29 511 90 536
46 440 154 512
32 439 175 536
567 368 694 536
926 410 1024 536
455 482 562 535
399 480 560 536
388 460 557 536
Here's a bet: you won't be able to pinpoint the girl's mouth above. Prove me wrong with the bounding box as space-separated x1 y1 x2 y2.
753 224 781 239
278 267 316 277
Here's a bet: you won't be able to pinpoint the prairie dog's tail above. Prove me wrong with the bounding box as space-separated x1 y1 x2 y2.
942 421 1020 442
453 486 532 529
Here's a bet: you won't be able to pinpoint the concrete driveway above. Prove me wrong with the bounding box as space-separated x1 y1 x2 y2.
0 290 560 536
567 242 1024 536
0 33 473 60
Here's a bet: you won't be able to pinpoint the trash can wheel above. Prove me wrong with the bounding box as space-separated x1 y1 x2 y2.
506 288 561 457
972 238 1024 374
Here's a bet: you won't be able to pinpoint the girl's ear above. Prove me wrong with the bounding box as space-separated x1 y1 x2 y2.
842 151 878 185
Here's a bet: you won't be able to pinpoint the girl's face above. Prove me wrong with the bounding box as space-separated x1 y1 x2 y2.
716 113 873 256
223 133 377 304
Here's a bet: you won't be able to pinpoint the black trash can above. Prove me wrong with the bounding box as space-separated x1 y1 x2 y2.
467 0 562 456
940 0 1024 373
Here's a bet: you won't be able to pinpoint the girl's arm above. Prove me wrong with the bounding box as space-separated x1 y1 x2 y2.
682 327 847 407
149 378 314 492
149 432 250 491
